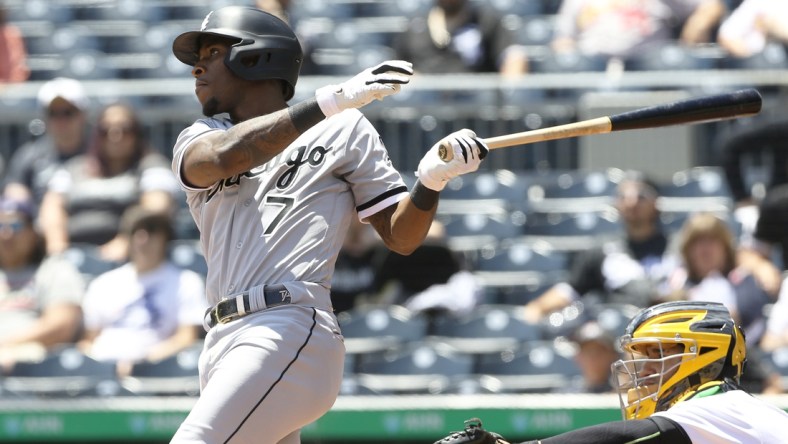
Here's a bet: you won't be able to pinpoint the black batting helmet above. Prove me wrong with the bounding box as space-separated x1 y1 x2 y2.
172 6 302 100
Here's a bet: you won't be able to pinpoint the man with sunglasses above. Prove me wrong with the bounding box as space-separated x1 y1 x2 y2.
2 77 90 208
0 196 84 369
522 171 676 323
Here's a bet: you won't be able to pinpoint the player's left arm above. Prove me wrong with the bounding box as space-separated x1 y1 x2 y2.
367 129 487 255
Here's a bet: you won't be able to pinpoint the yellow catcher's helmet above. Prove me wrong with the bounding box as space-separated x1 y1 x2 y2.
611 301 746 420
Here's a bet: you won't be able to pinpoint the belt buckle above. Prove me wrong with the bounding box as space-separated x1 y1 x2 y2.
214 300 238 325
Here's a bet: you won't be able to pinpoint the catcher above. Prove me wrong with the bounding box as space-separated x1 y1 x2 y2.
435 301 788 444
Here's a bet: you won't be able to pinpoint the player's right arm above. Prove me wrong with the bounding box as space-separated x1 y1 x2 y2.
366 130 488 255
181 61 413 188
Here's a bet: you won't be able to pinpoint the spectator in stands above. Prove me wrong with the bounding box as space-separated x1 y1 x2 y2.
256 0 291 23
393 0 528 76
330 217 382 313
523 172 676 324
736 184 788 297
566 320 620 393
0 2 30 84
38 102 178 262
761 274 788 352
0 196 84 369
720 115 788 208
718 0 788 58
255 0 322 75
2 77 90 206
359 220 483 316
665 212 773 345
551 0 726 61
77 207 206 371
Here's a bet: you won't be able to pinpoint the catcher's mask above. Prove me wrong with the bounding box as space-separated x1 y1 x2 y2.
172 6 302 100
610 301 746 420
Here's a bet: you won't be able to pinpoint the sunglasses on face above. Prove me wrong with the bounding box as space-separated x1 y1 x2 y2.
47 107 80 119
0 220 26 233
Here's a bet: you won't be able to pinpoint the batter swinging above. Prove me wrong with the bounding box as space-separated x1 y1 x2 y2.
168 6 488 444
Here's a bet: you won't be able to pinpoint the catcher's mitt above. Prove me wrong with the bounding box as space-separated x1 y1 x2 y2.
433 418 509 444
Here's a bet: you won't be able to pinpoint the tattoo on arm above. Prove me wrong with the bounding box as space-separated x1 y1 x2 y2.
410 180 440 211
288 98 327 134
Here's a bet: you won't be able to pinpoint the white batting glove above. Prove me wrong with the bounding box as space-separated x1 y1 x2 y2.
417 129 489 191
315 60 413 117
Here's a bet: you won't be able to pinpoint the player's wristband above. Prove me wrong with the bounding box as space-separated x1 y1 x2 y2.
410 180 440 211
288 98 327 134
315 85 343 117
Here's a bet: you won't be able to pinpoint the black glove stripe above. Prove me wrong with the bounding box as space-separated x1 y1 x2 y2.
457 138 470 163
474 138 489 160
365 77 411 85
371 64 413 75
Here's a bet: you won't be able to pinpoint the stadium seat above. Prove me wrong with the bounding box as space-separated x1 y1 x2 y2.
442 213 524 253
510 15 555 46
584 303 641 339
529 50 609 74
429 305 542 353
625 44 717 71
525 168 622 213
338 375 391 395
5 0 73 23
438 170 531 215
538 301 588 339
491 281 554 306
75 0 166 22
168 240 208 277
720 43 788 70
375 0 433 18
335 305 429 354
355 341 475 394
474 340 582 393
56 49 118 80
765 346 788 389
657 166 734 213
2 346 120 398
62 244 123 283
472 241 569 290
519 210 622 252
484 0 544 15
24 25 100 55
121 344 202 396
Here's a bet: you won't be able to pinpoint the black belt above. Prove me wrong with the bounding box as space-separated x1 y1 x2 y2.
205 284 291 329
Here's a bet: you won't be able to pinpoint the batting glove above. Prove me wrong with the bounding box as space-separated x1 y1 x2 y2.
315 60 413 117
417 129 489 191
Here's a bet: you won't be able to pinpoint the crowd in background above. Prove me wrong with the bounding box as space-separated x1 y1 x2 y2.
1 0 788 397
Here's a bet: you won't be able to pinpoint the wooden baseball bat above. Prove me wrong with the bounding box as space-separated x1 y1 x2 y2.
438 88 763 161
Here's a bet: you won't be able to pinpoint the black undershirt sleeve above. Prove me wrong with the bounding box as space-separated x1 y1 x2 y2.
288 98 327 134
516 417 690 444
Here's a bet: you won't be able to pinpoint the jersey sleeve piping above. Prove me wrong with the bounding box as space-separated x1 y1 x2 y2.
357 186 409 221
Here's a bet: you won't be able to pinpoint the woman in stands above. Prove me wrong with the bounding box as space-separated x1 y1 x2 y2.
39 102 178 261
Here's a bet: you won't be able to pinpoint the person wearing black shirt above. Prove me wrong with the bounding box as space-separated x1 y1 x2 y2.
523 173 675 323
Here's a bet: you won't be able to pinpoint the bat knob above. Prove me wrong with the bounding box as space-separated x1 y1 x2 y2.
438 142 452 162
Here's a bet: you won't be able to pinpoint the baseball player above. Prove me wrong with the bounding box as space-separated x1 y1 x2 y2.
168 6 488 444
434 301 788 444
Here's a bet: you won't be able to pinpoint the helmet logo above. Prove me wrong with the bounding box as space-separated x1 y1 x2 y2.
201 11 214 31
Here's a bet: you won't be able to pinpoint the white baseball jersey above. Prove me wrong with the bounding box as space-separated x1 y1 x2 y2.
653 389 788 442
171 109 408 308
170 109 408 443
